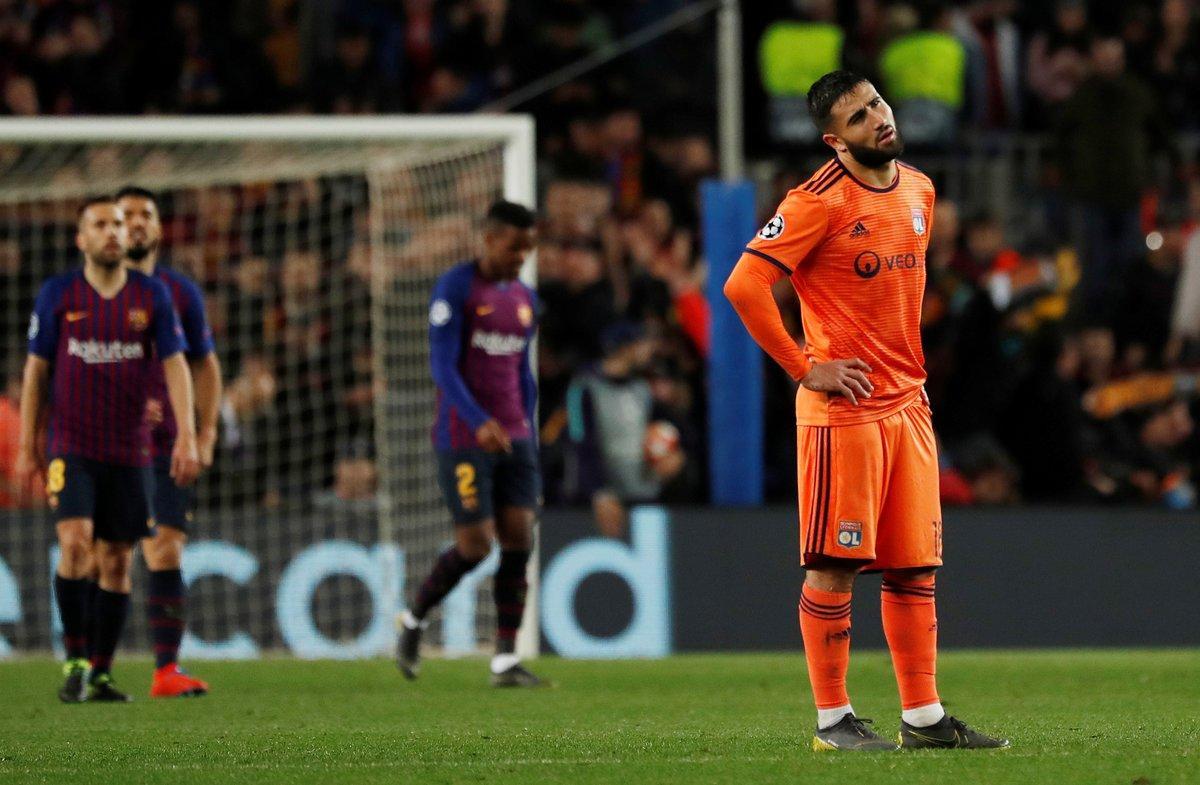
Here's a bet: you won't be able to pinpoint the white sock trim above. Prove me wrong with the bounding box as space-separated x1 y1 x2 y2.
490 653 520 674
817 704 854 730
400 610 428 631
902 702 946 728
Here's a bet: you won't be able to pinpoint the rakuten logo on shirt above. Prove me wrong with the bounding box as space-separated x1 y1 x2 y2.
67 337 145 364
470 331 527 356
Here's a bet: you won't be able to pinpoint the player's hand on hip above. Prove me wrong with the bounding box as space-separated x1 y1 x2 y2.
475 420 512 453
197 424 218 469
170 432 201 486
801 358 874 406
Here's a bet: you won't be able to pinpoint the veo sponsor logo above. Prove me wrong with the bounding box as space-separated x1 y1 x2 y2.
853 250 921 280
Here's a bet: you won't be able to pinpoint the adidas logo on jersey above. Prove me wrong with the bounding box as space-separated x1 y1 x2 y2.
850 222 870 238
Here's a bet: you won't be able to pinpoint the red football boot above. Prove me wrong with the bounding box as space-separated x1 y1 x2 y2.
150 664 209 698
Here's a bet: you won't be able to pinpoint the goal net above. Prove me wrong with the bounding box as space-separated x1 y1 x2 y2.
0 117 537 660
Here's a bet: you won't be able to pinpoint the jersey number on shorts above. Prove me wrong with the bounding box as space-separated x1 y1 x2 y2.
455 463 479 511
46 458 66 494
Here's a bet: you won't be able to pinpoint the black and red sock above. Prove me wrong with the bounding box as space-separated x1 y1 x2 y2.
84 579 99 659
411 546 483 620
147 569 186 669
494 550 530 655
53 575 89 660
89 589 130 677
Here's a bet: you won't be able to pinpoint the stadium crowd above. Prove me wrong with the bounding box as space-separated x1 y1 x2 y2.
0 0 1197 513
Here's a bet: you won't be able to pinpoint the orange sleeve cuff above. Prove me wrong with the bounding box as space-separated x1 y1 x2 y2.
723 253 811 381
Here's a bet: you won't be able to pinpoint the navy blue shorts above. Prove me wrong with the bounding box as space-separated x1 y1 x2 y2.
47 455 153 543
436 440 541 525
151 454 195 534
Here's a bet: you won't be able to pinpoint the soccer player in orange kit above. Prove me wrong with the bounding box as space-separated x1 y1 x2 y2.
724 71 1009 751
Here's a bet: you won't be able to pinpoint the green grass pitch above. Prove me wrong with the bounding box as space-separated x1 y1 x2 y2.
0 650 1196 784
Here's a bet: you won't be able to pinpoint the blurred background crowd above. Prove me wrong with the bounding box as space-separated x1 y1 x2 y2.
0 0 1197 515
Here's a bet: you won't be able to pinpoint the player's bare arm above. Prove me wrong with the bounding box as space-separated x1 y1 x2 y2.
191 352 222 468
162 352 200 486
14 354 50 494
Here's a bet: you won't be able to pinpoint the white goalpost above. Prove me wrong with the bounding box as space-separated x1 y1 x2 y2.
0 115 539 660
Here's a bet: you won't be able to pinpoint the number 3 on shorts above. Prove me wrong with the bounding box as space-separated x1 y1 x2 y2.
46 458 66 494
455 462 478 510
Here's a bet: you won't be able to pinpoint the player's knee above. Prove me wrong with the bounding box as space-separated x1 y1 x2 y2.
882 568 936 586
57 538 92 572
455 525 494 562
96 545 133 584
497 508 535 551
497 527 532 552
804 564 860 593
143 527 185 570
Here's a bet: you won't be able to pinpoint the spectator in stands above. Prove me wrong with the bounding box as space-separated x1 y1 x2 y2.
311 20 385 114
999 329 1090 501
757 0 843 144
1089 398 1196 507
1116 214 1184 370
1170 203 1200 365
0 368 41 509
952 0 1022 129
646 357 703 504
538 230 617 366
215 354 278 509
1149 0 1200 130
261 0 303 106
877 3 967 145
1025 0 1092 126
940 433 1021 506
564 321 684 536
934 214 1020 440
1055 35 1177 323
2 73 39 115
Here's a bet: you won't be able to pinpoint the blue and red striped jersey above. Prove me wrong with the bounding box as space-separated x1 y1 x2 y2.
429 261 538 450
147 263 215 457
28 268 185 466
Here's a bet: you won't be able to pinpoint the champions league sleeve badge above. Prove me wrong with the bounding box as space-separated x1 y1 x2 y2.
757 214 785 240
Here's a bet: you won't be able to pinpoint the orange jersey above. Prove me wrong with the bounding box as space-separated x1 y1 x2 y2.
737 157 935 426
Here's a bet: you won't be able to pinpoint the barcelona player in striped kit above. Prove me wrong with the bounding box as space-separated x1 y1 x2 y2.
118 186 222 698
15 197 200 703
397 201 543 687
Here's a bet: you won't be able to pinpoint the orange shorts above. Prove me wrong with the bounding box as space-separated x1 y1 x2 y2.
797 399 943 571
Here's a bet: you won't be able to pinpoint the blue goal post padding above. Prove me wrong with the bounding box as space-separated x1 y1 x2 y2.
702 179 763 506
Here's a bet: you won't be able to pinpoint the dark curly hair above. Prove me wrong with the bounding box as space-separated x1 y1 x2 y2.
807 70 870 132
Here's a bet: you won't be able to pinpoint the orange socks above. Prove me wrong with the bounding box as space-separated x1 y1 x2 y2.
799 584 853 712
881 575 941 712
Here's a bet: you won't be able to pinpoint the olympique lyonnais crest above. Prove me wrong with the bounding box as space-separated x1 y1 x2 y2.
837 520 863 548
127 308 149 331
911 208 926 236
517 303 533 327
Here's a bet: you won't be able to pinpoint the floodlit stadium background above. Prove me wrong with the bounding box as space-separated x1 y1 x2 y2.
0 0 1196 659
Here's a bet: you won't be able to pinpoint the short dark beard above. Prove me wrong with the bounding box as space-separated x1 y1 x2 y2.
845 134 905 169
125 240 156 262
